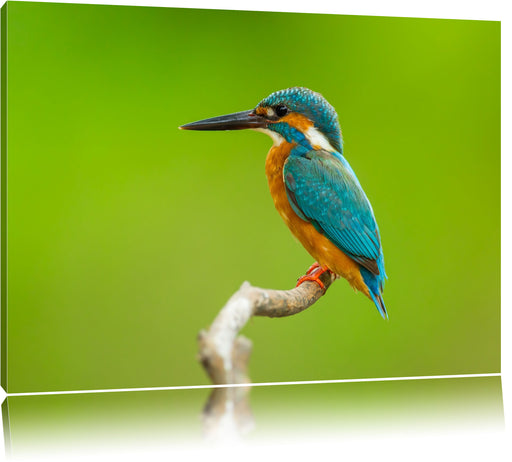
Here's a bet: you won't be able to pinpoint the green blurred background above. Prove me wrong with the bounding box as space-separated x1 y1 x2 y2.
1 1 500 392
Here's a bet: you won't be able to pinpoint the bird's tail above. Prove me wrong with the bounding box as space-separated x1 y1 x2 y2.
360 262 388 320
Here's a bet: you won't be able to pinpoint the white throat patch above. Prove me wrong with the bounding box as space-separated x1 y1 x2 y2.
252 127 285 147
304 126 336 152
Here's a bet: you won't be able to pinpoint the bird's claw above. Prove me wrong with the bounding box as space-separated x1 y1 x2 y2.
296 263 331 291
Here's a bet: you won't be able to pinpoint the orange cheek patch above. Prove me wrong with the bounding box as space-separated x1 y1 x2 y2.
255 108 314 131
279 113 314 131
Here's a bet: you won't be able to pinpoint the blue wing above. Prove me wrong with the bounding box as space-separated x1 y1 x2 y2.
283 150 383 276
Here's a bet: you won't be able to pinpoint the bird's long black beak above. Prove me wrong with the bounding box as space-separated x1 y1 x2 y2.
179 109 267 131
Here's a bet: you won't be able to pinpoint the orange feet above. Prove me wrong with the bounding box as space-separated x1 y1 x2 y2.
296 262 332 291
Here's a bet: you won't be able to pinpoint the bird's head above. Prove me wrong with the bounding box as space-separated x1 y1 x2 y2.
180 87 342 153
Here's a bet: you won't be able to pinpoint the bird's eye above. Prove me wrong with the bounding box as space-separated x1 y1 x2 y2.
275 105 289 118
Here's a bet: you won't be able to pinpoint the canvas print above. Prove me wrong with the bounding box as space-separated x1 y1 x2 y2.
0 1 500 393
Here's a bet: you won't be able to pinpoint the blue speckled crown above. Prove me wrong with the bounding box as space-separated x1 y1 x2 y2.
257 87 343 153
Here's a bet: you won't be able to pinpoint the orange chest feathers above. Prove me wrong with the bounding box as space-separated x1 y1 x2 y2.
264 142 302 236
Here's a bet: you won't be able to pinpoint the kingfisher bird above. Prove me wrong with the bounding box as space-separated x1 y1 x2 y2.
180 87 388 319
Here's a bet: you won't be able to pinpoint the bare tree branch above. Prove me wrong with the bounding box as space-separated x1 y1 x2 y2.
198 268 336 385
198 268 336 440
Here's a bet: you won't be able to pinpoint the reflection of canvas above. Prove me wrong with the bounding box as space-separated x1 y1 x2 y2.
2 377 504 457
1 1 500 393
